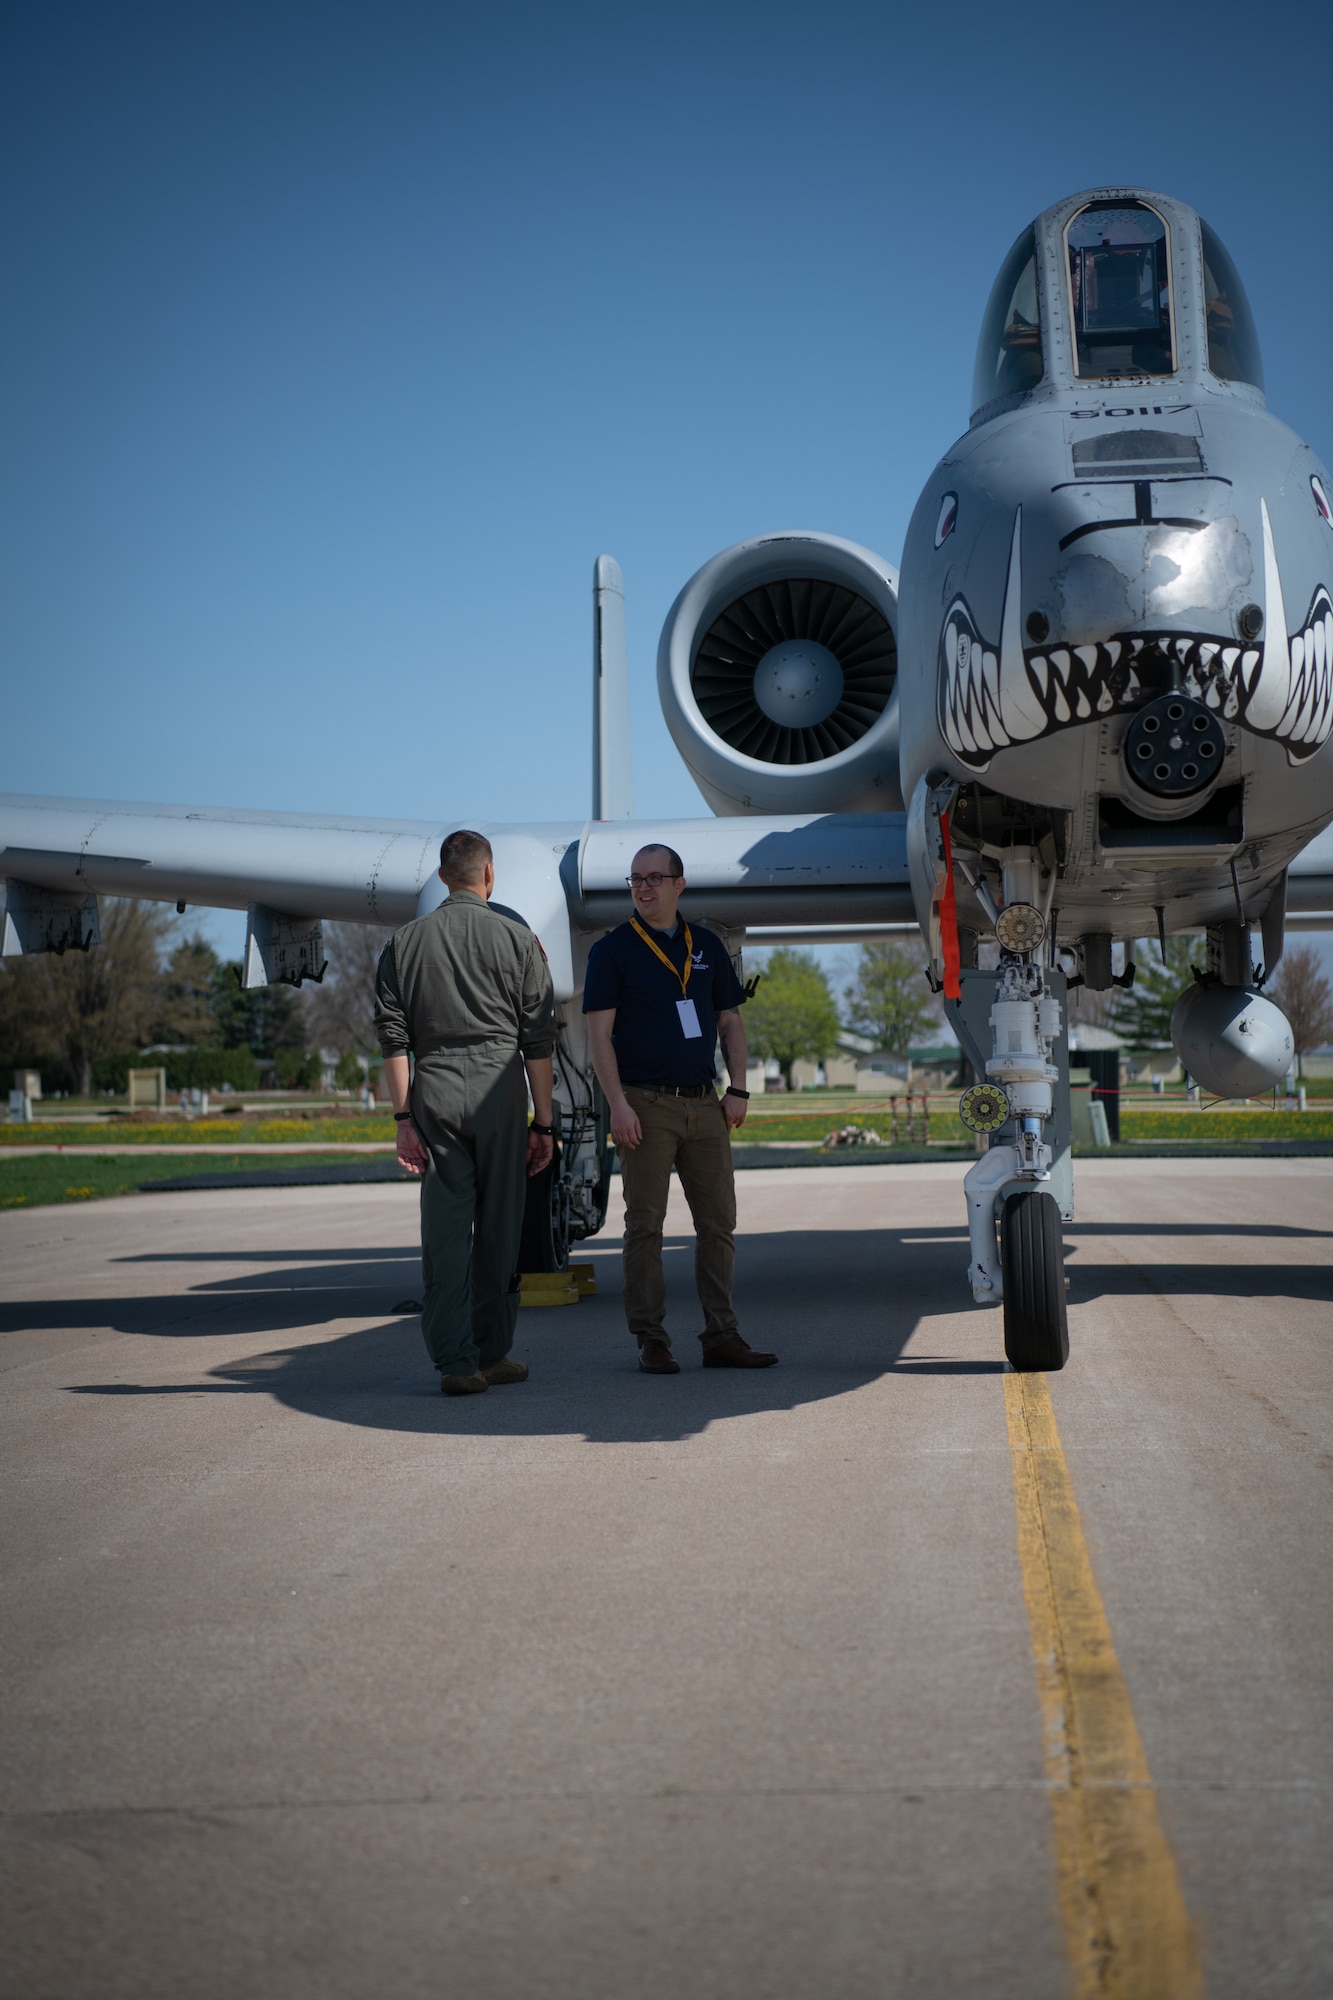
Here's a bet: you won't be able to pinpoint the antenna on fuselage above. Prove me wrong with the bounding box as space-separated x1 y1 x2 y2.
592 554 634 819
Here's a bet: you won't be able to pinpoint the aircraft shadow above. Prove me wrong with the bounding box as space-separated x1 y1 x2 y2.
12 1221 1328 1443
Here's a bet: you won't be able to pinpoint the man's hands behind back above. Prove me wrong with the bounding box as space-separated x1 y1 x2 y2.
396 1119 429 1176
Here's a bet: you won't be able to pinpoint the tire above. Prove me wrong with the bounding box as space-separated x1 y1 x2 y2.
568 1079 615 1244
518 1139 569 1273
1001 1190 1069 1373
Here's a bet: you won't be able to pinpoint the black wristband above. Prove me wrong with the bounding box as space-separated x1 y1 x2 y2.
724 1086 750 1100
530 1121 555 1135
394 1111 413 1122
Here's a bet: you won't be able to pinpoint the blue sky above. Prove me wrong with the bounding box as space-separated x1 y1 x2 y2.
3 0 1330 959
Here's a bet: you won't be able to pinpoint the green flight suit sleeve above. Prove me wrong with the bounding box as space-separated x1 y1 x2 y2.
519 935 557 1060
373 935 411 1057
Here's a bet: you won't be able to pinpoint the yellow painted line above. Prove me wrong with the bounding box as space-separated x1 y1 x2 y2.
1004 1372 1204 1999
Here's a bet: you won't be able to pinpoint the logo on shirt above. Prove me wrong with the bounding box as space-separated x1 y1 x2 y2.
691 952 708 970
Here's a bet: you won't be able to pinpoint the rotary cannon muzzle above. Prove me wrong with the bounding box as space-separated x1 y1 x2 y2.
1122 692 1225 798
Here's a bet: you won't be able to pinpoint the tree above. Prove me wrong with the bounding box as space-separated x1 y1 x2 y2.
1268 943 1333 1077
300 921 394 1056
743 948 841 1087
1107 936 1204 1047
150 934 223 1046
0 899 174 1096
843 941 941 1055
209 959 306 1062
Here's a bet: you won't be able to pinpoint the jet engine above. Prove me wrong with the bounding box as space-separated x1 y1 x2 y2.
1170 980 1294 1098
657 532 903 815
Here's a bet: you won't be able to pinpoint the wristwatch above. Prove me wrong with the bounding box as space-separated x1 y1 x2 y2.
724 1086 750 1100
530 1121 555 1135
393 1111 413 1122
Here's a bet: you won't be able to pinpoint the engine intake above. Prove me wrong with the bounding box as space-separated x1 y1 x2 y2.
658 533 903 815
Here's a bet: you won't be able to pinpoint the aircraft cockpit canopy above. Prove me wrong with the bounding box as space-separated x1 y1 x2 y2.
1066 200 1173 379
970 192 1266 421
971 228 1042 418
1198 218 1264 390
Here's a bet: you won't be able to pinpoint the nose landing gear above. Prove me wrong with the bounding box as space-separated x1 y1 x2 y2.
951 884 1072 1372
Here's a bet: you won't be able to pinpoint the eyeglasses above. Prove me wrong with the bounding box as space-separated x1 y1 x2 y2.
626 872 681 889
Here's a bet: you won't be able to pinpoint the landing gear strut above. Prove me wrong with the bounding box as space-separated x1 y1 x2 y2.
949 845 1071 1372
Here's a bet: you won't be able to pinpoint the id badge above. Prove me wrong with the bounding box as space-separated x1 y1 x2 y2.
676 997 703 1039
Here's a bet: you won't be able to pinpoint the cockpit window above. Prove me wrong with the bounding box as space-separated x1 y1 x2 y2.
1066 201 1174 379
1200 220 1264 390
970 228 1043 418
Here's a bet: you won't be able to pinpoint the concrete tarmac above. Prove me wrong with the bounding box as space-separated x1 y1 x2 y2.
1 1161 1329 1999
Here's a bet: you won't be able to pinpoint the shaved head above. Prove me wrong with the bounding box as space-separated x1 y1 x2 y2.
439 829 493 887
632 843 684 878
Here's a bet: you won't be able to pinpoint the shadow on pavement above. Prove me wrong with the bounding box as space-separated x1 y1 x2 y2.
11 1207 1328 1441
35 1227 956 1443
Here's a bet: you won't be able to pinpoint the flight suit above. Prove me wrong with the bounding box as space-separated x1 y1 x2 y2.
374 890 556 1377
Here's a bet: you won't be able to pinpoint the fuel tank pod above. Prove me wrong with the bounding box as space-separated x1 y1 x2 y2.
1170 980 1294 1098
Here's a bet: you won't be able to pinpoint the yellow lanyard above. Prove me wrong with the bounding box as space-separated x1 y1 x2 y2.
631 915 693 998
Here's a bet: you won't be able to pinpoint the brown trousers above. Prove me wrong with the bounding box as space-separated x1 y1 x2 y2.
618 1086 739 1345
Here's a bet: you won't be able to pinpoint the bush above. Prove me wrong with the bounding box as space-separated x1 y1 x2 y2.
92 1051 140 1094
167 1046 260 1091
94 1046 261 1093
271 1047 324 1090
333 1049 365 1091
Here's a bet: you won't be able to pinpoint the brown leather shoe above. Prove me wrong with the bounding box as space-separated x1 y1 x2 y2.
481 1357 529 1386
440 1372 489 1396
701 1334 778 1368
638 1339 680 1374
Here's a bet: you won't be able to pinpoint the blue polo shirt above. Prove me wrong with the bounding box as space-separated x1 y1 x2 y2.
582 919 746 1088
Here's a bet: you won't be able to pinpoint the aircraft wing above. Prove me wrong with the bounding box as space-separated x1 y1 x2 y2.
0 792 915 1001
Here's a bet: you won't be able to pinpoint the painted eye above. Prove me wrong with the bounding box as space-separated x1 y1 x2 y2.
934 493 958 548
1313 475 1332 526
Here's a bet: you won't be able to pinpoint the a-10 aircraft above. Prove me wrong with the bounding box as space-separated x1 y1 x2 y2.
4 185 1332 1372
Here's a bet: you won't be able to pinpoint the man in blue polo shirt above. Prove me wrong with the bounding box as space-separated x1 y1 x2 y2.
584 842 778 1375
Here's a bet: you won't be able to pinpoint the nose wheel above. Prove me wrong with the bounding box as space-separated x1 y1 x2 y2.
1001 1190 1069 1372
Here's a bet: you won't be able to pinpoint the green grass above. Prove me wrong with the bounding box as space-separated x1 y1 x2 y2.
733 1110 943 1145
1118 1110 1333 1143
734 1107 1333 1146
0 1152 366 1210
0 1115 396 1147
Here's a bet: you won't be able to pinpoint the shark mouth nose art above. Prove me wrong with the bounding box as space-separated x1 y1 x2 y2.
937 507 1333 771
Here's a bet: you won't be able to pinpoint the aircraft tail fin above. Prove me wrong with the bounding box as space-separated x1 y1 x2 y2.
592 555 634 819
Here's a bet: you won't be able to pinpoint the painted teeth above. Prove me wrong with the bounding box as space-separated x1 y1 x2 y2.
1261 588 1333 758
939 577 1333 769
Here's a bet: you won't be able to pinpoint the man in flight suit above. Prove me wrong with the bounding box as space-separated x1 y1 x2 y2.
375 829 557 1396
584 842 777 1375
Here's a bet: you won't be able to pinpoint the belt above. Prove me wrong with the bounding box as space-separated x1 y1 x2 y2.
631 1082 716 1098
